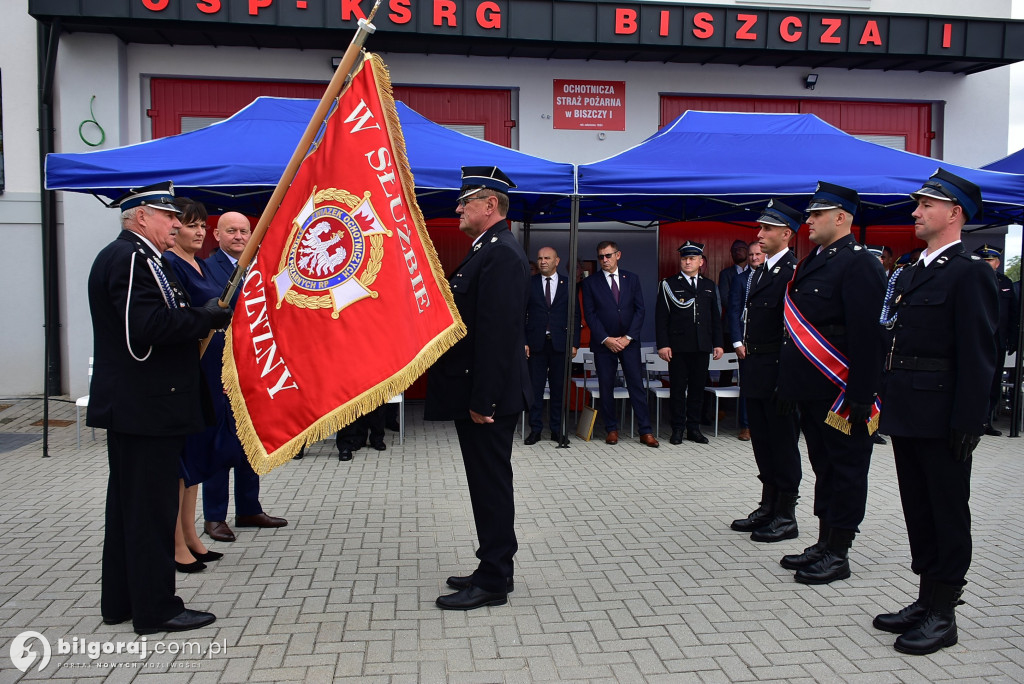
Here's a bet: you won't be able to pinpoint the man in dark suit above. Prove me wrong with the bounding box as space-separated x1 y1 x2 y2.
581 242 659 447
776 182 886 585
88 182 230 635
728 201 802 543
874 169 998 655
425 166 531 610
727 240 765 441
974 245 1019 436
718 239 750 315
655 241 724 445
201 211 287 542
524 246 581 445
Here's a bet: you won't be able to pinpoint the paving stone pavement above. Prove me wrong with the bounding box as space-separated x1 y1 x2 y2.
0 396 1021 683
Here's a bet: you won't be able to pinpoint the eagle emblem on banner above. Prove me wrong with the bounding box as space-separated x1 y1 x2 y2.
274 187 391 318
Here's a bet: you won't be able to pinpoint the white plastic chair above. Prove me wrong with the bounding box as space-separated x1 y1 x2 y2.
645 352 671 438
75 357 94 448
704 353 741 437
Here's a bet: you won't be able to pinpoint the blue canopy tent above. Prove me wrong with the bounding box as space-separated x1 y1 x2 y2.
45 97 576 222
576 111 1024 228
983 147 1024 174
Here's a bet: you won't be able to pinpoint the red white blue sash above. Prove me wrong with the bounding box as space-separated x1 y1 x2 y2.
783 284 880 435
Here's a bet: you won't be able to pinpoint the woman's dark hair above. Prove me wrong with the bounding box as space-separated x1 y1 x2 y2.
173 197 208 225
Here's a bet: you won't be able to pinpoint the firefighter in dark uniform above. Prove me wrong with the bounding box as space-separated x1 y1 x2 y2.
776 182 886 585
729 200 803 543
874 170 998 655
973 244 1019 435
655 241 724 445
425 166 531 611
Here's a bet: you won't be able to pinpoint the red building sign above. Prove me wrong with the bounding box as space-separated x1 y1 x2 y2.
553 80 625 131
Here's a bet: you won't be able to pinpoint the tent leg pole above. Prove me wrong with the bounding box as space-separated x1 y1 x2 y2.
557 195 581 448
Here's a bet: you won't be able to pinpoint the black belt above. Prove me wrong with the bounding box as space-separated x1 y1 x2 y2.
886 354 951 371
783 324 845 340
745 341 781 355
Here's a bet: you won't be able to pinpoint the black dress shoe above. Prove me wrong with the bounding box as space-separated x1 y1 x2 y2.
686 429 709 445
524 431 542 445
550 431 562 442
872 433 887 445
386 419 401 432
669 429 684 445
339 448 353 461
103 615 131 626
135 608 216 636
446 574 515 593
293 446 305 459
436 585 508 610
794 549 851 584
175 560 206 574
370 439 387 451
983 424 1002 436
187 547 224 562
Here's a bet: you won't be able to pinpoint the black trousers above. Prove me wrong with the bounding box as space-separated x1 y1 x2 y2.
988 346 1006 420
798 399 873 531
454 413 518 592
528 337 569 435
669 351 709 430
746 396 801 492
103 431 185 630
336 405 386 451
892 436 972 586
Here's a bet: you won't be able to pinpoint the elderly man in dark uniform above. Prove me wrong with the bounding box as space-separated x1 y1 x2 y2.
87 182 231 635
524 246 581 445
874 170 998 655
425 166 531 610
581 242 660 447
776 182 886 585
973 244 1019 436
655 241 724 445
728 201 803 543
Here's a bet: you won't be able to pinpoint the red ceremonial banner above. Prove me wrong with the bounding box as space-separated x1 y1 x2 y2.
224 53 465 474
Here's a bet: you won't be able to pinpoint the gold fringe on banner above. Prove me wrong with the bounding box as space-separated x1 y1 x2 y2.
223 52 465 476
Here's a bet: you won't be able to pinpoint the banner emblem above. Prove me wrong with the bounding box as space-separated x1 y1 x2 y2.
275 188 391 317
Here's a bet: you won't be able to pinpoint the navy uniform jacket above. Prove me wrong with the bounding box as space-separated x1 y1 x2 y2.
525 273 582 354
996 272 1020 353
87 230 217 436
879 245 998 437
777 234 886 404
581 268 645 350
654 272 723 352
738 251 798 399
424 220 531 420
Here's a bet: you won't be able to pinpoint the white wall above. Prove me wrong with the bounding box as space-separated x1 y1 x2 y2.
0 7 45 396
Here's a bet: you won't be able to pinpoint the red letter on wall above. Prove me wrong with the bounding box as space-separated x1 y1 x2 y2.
820 17 842 44
615 8 638 35
780 16 802 43
477 1 500 29
196 0 220 13
142 0 170 10
735 13 758 41
389 0 411 24
248 0 271 15
942 23 952 48
434 0 457 26
859 20 881 46
692 11 714 39
659 10 670 37
340 0 366 20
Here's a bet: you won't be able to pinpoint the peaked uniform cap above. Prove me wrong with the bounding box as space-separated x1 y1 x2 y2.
758 199 803 232
865 245 884 257
974 244 1002 259
677 240 705 257
459 166 516 201
806 181 860 216
111 181 181 214
911 168 983 222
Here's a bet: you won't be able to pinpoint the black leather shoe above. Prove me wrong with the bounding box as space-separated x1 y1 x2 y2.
447 575 515 592
550 431 563 442
370 439 387 451
794 549 851 584
103 615 131 626
135 609 216 636
780 542 826 570
874 578 933 634
669 429 684 445
983 424 1002 436
524 431 542 445
686 429 709 445
187 546 224 562
339 448 353 461
893 583 962 655
872 433 887 445
175 560 206 573
436 585 508 610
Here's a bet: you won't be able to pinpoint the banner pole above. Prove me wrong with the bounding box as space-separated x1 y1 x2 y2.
200 1 381 357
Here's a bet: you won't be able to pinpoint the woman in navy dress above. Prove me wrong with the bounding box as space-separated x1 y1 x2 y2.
165 198 232 571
